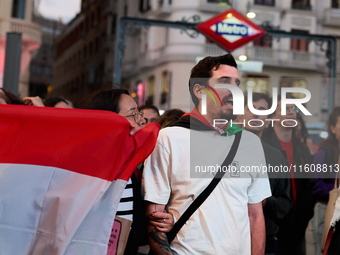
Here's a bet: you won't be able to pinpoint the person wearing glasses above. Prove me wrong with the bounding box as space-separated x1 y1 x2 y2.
262 95 314 255
83 89 174 254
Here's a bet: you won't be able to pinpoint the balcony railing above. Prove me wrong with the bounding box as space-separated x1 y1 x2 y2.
247 46 326 71
0 18 42 45
122 43 327 76
323 8 340 27
204 43 228 56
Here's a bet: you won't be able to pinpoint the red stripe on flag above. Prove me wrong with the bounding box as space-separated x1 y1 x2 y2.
0 105 159 182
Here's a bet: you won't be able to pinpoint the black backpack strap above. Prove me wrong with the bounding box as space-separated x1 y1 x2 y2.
166 131 242 243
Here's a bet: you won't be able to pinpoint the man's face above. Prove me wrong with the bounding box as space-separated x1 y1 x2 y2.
142 109 158 124
272 100 297 127
204 64 240 121
243 99 269 135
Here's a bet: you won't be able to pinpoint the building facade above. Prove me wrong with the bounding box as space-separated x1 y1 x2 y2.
29 14 65 98
55 0 340 122
0 0 42 96
118 0 340 123
54 0 115 105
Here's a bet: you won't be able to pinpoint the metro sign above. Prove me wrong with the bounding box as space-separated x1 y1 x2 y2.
197 9 266 52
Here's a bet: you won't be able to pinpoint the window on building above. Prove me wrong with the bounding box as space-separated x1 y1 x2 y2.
253 35 272 48
280 77 307 99
254 0 275 6
332 0 340 8
83 45 87 59
139 0 151 13
160 71 169 105
85 18 89 32
12 0 26 19
95 37 99 52
124 4 128 16
245 75 270 93
91 12 95 27
147 76 155 104
97 6 101 23
291 29 309 52
111 14 117 35
89 42 93 56
291 0 311 10
207 0 230 4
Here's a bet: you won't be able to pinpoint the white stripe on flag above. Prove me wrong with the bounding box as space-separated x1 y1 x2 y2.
0 163 127 254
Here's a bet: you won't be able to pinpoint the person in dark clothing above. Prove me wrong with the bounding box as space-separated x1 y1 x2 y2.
262 95 315 255
238 92 293 255
311 106 340 255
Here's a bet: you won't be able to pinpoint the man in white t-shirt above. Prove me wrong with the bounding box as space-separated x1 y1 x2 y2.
142 54 271 255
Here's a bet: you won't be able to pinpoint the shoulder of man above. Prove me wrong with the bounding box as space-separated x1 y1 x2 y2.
261 126 281 150
241 129 262 143
261 142 286 164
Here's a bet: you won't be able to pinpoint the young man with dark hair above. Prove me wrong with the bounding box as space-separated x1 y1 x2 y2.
237 92 293 255
262 94 315 255
142 54 271 255
139 104 160 125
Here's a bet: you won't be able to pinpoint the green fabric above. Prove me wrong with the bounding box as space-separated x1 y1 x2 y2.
224 121 243 136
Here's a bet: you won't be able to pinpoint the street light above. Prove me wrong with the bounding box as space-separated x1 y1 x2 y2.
247 12 256 19
239 55 247 61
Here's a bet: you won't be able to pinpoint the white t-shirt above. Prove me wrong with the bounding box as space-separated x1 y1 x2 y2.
142 127 271 255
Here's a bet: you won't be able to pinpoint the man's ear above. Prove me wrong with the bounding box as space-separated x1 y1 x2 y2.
193 84 204 101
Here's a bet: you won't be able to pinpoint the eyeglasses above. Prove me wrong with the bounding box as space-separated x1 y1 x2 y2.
124 111 144 123
286 106 297 112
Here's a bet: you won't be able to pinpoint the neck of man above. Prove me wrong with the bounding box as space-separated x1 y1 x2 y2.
273 122 292 142
196 104 225 129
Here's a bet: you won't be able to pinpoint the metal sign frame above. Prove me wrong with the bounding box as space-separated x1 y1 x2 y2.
114 16 336 114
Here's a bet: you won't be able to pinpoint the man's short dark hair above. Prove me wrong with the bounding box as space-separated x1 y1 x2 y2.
244 92 272 109
44 97 69 107
138 104 160 116
189 54 238 107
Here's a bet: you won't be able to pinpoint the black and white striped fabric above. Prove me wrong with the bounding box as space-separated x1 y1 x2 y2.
116 178 134 222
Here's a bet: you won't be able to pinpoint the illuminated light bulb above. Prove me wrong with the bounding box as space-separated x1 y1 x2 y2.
239 55 247 61
247 12 256 19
